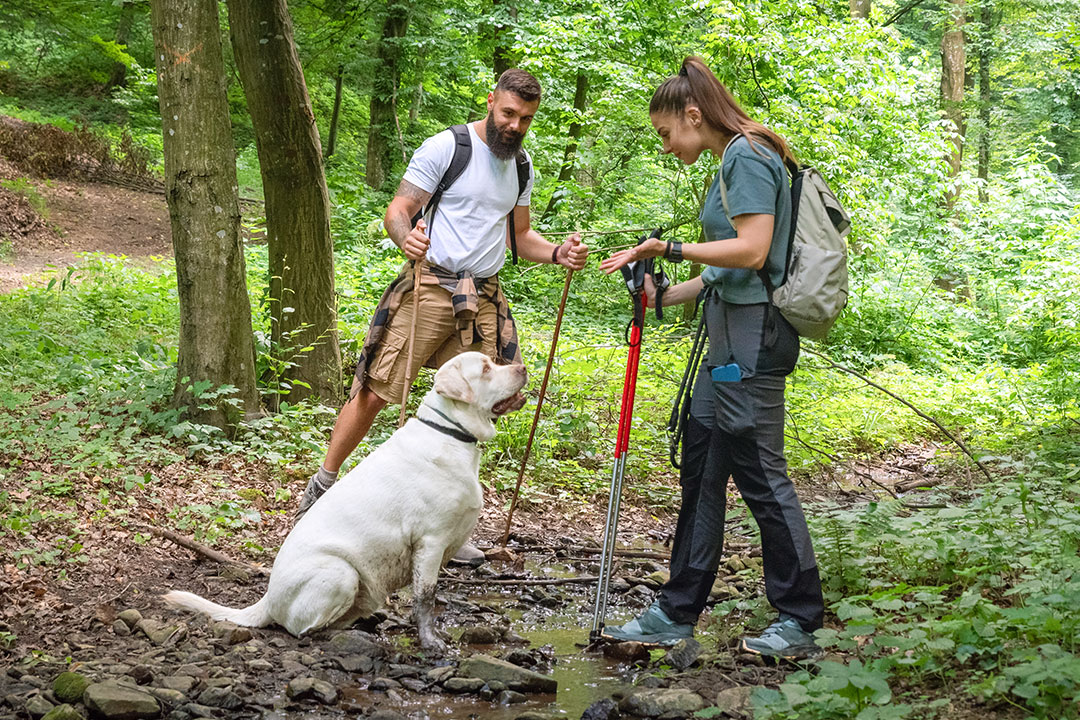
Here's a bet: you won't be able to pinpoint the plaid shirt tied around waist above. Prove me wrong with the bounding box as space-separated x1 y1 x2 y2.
352 260 521 387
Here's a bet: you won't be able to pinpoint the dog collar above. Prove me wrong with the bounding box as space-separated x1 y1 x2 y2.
417 406 479 444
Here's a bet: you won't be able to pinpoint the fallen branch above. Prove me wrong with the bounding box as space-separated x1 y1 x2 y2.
441 575 600 587
142 525 270 578
803 348 993 483
894 476 948 494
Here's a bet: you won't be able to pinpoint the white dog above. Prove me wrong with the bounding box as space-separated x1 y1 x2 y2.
164 351 527 652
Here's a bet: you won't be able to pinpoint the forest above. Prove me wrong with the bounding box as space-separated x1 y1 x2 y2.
0 0 1079 717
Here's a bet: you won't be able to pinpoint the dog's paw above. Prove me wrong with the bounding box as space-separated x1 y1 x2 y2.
419 631 451 656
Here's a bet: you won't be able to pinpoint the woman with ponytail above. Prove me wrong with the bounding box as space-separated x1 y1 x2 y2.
600 57 824 659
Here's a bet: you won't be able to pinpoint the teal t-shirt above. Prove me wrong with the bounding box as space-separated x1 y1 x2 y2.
699 135 791 304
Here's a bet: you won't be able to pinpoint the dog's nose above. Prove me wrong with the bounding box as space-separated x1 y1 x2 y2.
515 364 528 380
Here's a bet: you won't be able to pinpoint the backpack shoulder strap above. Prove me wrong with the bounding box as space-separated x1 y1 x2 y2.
411 124 473 230
508 148 531 265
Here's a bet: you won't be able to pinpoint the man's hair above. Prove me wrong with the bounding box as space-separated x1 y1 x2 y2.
495 69 541 103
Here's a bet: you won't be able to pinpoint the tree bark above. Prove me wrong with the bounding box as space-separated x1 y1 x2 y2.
365 0 410 190
977 0 992 203
105 0 137 91
492 0 517 79
940 0 966 206
327 64 344 159
149 0 259 428
540 72 588 225
227 0 342 406
850 0 871 19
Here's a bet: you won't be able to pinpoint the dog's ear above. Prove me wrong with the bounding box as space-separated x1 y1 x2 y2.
434 362 475 403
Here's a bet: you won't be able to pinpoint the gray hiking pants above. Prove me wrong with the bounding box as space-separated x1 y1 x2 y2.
657 298 824 631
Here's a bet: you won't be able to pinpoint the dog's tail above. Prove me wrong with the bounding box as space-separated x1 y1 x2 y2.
162 590 273 628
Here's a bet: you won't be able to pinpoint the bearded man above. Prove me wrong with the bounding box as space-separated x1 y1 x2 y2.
297 69 588 543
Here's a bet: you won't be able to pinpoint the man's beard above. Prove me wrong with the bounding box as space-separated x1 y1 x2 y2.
485 114 524 160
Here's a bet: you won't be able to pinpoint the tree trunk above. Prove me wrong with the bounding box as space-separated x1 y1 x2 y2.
365 0 410 190
977 0 992 203
493 0 517 79
541 72 588 225
227 0 342 406
149 0 259 428
327 64 344 159
940 0 966 206
850 0 870 19
105 0 137 91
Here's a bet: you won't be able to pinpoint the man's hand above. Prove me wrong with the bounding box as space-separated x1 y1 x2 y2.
403 219 431 261
555 233 589 271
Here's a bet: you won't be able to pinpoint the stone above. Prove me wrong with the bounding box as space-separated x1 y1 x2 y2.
497 690 527 705
426 666 456 683
457 654 556 694
708 580 737 601
582 698 620 720
368 677 401 691
443 677 485 693
180 702 217 718
41 705 83 720
83 681 162 719
610 577 632 593
664 639 703 671
369 712 407 720
113 620 132 636
127 666 154 685
246 659 274 672
135 619 186 646
196 686 243 710
400 678 426 692
53 672 92 704
460 626 501 644
333 655 373 673
619 689 705 717
603 641 651 664
640 571 670 589
118 609 143 628
515 712 563 720
715 686 753 716
160 676 197 694
210 622 251 646
25 693 54 718
328 631 385 658
286 677 338 704
148 688 186 707
386 664 420 679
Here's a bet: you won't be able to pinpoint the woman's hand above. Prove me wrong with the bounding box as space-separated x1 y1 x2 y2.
599 236 666 274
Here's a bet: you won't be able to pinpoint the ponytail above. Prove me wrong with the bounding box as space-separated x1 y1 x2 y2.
650 56 796 168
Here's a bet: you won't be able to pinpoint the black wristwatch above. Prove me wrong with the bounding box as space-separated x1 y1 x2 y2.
664 241 683 263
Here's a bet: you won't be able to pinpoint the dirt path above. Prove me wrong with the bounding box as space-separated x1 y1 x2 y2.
0 158 171 293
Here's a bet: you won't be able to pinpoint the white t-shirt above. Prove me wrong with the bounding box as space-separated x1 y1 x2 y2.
402 123 534 277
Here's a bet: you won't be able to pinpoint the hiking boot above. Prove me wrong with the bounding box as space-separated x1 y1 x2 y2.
602 602 694 646
739 615 822 660
296 467 338 520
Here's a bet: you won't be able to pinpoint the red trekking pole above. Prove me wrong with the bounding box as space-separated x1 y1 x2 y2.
590 230 662 642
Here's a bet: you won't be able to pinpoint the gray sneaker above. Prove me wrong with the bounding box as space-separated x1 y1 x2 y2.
296 468 337 520
602 602 694 646
739 615 822 660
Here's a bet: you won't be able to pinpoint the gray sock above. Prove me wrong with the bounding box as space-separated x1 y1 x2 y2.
316 466 339 488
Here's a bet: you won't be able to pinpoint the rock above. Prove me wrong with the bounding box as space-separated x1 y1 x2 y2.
708 580 737 600
148 688 186 707
22 675 46 689
333 654 373 673
502 649 538 668
619 689 705 718
459 626 501 644
196 687 243 710
444 677 485 693
328 631 385 658
285 677 338 704
400 678 426 692
640 571 670 589
53 672 92 704
113 620 132 636
369 712 408 720
179 702 217 718
603 642 651 664
368 677 401 691
610 577 632 593
210 622 251 646
25 693 54 718
497 690 527 705
135 619 186 646
127 666 154 685
386 664 420 679
160 676 197 694
173 665 205 680
582 698 620 720
515 712 562 720
83 681 162 719
426 666 456 683
715 686 753 716
246 659 274 672
664 639 703 671
118 609 143 628
41 705 83 720
725 557 746 573
458 655 556 694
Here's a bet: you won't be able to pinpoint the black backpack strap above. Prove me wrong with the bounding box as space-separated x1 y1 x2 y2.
508 149 530 265
410 124 472 231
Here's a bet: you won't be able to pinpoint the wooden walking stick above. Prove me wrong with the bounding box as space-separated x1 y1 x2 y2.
501 261 575 547
398 258 422 428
